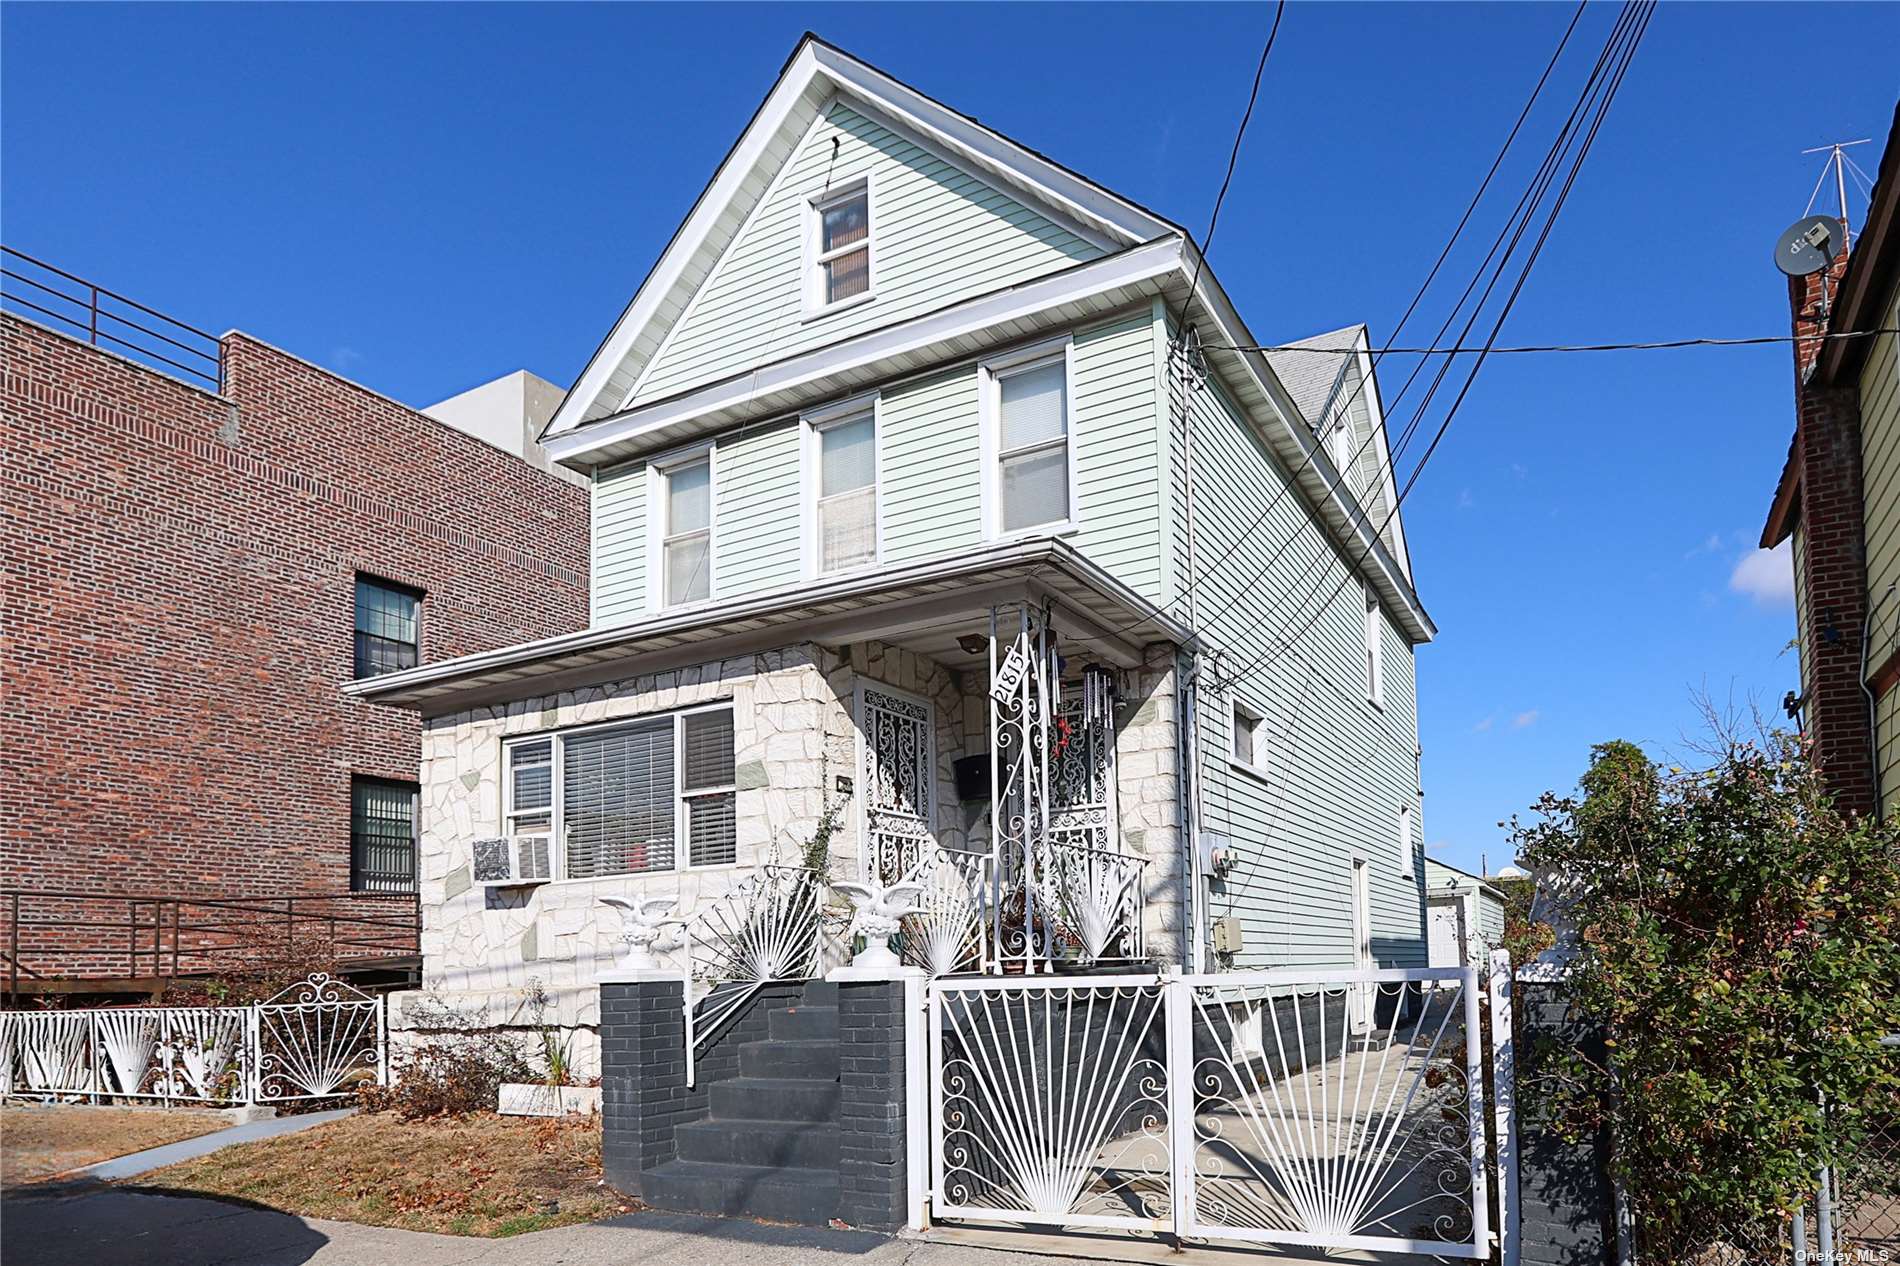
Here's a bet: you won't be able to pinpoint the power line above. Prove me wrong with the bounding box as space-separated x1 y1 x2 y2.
1187 0 1651 679
1221 0 1654 693
1068 0 1589 654
1200 329 1900 356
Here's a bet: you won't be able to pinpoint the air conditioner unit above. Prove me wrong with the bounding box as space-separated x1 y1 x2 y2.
471 835 552 888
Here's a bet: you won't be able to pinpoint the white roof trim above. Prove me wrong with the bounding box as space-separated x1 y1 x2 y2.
544 238 1183 465
544 36 1175 441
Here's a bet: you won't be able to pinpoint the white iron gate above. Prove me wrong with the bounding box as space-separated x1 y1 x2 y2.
0 973 386 1105
926 962 1514 1260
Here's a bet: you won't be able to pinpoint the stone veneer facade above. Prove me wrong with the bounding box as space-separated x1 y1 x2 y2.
392 636 1185 1074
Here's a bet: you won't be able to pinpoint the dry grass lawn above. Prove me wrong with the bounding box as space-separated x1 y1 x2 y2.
130 1110 630 1237
2 1104 230 1185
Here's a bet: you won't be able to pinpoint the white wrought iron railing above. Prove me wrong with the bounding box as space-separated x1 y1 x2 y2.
0 973 386 1105
681 865 824 1085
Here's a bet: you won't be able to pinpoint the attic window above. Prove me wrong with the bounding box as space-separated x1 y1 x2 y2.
808 179 872 315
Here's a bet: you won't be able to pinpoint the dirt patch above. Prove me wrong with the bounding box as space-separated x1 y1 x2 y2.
126 1110 630 1237
2 1104 230 1185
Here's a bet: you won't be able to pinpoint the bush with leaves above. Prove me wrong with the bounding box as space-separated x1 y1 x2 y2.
358 995 537 1120
1509 733 1900 1258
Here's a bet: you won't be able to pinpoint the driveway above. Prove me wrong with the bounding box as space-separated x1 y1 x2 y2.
0 1182 1083 1266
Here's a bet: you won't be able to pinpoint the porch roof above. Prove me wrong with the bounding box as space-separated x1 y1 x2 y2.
342 538 1191 717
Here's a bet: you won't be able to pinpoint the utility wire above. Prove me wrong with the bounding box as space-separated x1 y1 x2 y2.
1197 329 1900 356
1069 0 1588 654
1181 0 1287 311
1189 0 1650 675
1219 0 1654 693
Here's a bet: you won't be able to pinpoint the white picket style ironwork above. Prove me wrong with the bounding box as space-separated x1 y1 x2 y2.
0 974 387 1105
923 961 1514 1261
900 847 994 977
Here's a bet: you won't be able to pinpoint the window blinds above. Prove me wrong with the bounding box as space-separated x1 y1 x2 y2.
682 709 737 867
562 718 675 878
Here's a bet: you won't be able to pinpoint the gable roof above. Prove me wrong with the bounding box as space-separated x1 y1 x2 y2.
544 34 1178 441
539 34 1434 644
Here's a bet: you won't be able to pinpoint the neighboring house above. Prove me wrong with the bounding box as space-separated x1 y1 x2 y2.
0 254 589 995
1762 104 1900 818
348 36 1434 1065
1422 857 1505 971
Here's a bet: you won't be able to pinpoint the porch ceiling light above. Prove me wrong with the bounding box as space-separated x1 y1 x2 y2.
957 634 988 656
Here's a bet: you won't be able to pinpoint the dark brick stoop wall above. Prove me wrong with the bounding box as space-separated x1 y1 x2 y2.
600 975 913 1231
1517 980 1618 1266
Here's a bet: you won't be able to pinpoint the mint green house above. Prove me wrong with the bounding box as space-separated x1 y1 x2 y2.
350 36 1434 1063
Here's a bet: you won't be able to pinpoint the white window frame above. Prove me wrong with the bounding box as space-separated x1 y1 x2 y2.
500 702 740 883
802 174 876 321
1396 803 1416 878
646 441 717 612
979 335 1079 540
801 393 882 579
1229 698 1267 780
1363 581 1385 709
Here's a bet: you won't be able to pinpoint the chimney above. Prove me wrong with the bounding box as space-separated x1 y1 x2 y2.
1783 243 1875 817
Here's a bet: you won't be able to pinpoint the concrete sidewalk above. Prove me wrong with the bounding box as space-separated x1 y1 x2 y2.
0 1184 1086 1266
75 1108 355 1181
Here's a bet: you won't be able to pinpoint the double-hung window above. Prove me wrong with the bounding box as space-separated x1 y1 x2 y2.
1396 804 1416 878
988 344 1073 535
809 405 878 574
353 576 421 678
657 452 712 607
808 179 872 314
1362 583 1385 707
502 704 737 880
350 777 417 892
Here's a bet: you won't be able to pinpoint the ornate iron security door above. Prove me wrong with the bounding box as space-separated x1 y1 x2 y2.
859 685 934 884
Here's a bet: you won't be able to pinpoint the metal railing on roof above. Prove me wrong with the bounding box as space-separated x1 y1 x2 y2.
1 245 224 391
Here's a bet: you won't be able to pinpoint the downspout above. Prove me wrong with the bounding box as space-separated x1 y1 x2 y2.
1177 647 1204 973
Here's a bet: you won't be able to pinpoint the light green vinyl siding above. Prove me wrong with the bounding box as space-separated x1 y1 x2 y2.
631 101 1102 406
1423 857 1505 952
714 422 801 598
880 365 983 564
1859 286 1899 814
1069 314 1164 603
591 461 648 626
1186 372 1425 971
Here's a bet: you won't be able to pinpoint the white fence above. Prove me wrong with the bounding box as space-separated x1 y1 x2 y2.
925 957 1517 1261
0 973 386 1105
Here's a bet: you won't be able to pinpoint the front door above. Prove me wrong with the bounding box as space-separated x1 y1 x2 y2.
858 684 934 884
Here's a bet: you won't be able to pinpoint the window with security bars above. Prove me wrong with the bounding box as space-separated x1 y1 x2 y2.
351 777 417 892
815 411 876 573
994 354 1070 533
812 182 870 309
353 576 421 678
661 457 711 606
502 705 737 880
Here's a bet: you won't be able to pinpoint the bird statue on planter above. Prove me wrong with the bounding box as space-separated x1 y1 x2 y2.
599 895 686 970
829 879 925 968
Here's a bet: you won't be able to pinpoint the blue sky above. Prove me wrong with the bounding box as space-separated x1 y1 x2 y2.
5 3 1897 876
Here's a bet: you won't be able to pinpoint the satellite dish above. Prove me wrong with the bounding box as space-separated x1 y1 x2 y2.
1774 214 1846 277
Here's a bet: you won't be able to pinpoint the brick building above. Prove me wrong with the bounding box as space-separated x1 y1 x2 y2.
1 265 588 990
1761 106 1900 818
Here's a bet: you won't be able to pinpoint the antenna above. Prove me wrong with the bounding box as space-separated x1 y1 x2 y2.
1802 138 1872 248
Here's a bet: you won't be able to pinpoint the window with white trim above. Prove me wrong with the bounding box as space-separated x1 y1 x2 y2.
1396 804 1416 877
659 454 712 607
808 180 872 313
991 349 1071 534
1231 701 1265 772
812 407 878 573
1363 582 1385 707
502 705 737 880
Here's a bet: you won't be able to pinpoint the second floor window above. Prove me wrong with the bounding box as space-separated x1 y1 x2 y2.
354 576 420 678
815 409 877 573
661 455 712 606
1363 582 1385 707
993 349 1072 534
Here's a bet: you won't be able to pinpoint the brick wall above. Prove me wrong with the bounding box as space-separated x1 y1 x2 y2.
1786 267 1878 817
1 316 587 963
